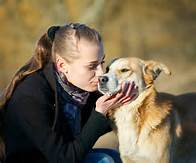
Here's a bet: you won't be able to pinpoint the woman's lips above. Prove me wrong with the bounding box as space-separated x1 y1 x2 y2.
91 81 99 86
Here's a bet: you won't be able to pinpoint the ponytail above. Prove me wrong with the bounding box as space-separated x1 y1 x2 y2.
0 33 53 109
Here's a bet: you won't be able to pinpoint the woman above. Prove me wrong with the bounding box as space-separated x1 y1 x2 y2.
0 23 134 163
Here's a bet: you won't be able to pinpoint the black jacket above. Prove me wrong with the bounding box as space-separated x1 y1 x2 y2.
4 62 111 163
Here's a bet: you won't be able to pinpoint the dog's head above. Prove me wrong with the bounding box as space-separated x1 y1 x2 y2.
98 57 171 98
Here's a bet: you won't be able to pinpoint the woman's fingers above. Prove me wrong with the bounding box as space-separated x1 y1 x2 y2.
99 93 114 101
96 81 138 115
118 81 134 103
126 82 135 96
111 90 126 104
121 84 138 104
122 93 137 104
121 81 129 94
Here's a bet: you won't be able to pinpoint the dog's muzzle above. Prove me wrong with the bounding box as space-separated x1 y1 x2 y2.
98 73 120 96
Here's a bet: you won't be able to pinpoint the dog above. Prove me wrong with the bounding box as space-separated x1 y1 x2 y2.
98 57 196 163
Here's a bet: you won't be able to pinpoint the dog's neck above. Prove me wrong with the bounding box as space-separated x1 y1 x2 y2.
112 86 172 156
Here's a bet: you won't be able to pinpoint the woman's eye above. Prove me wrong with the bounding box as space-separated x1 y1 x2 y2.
88 61 105 70
89 64 97 70
120 68 130 73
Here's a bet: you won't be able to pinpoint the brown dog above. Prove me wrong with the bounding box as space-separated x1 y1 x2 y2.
98 57 196 163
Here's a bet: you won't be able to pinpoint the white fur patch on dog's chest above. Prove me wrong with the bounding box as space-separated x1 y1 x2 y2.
113 91 151 158
114 106 139 156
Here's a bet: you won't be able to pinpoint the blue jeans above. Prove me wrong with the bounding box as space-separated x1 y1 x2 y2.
83 148 122 163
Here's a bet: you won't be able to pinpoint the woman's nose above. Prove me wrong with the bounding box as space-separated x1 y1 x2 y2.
96 64 104 76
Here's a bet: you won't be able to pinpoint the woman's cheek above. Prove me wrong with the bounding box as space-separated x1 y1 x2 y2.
89 71 96 80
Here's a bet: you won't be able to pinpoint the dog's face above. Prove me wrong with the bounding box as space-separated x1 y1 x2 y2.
98 57 171 97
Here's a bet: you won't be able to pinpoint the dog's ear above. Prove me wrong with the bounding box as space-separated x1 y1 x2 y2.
143 60 171 81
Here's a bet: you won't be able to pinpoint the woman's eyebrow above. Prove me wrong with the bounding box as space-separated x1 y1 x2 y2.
88 55 105 64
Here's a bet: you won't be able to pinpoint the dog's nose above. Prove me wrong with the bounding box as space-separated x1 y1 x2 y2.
99 76 109 84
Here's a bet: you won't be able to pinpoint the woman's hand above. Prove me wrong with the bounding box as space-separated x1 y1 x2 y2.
95 81 137 116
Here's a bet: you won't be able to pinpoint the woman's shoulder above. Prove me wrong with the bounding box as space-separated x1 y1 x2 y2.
19 70 50 91
11 70 54 102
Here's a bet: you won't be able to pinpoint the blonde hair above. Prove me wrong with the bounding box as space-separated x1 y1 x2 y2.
52 23 102 63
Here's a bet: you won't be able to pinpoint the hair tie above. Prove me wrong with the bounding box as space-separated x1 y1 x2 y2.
47 26 60 42
68 23 84 30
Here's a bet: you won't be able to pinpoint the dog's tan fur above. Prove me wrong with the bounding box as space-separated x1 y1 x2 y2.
105 57 196 163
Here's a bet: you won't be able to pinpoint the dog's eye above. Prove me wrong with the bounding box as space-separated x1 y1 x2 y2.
120 68 130 73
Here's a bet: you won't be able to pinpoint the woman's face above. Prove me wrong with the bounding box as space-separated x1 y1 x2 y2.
61 38 105 92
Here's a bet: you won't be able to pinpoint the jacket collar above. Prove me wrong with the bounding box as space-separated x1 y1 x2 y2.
43 61 56 92
42 61 58 130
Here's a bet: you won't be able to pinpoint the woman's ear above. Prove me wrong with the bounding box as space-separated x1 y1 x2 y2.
56 55 68 73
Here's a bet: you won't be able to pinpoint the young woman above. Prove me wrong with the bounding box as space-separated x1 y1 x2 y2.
0 23 134 163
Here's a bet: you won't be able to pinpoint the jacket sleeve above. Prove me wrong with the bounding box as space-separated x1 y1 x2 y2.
6 75 111 163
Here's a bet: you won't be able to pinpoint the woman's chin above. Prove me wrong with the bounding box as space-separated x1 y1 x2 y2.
86 85 98 92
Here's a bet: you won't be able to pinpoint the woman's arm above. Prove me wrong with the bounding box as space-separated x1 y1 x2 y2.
6 73 111 163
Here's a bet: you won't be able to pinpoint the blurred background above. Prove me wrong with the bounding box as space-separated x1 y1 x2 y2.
0 0 196 94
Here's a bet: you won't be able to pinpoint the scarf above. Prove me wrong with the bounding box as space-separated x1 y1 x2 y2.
55 71 90 105
55 71 91 137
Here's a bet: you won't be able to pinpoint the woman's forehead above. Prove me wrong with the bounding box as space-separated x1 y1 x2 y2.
76 39 104 63
78 53 105 65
